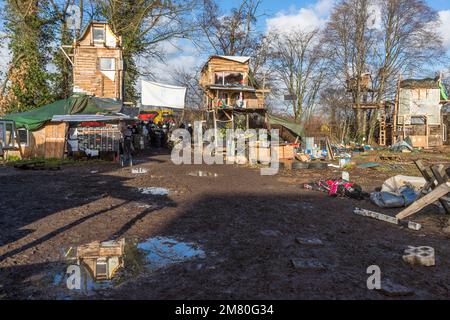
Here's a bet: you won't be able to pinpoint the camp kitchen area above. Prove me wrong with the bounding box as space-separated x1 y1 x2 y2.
1 17 450 302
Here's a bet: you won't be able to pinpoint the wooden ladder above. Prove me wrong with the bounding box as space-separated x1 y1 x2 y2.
379 110 387 146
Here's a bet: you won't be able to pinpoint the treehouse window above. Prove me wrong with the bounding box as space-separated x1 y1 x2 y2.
93 27 105 43
0 121 15 148
18 129 29 146
214 72 244 86
100 58 115 71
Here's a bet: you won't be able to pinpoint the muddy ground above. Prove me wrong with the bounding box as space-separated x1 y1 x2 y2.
0 149 450 300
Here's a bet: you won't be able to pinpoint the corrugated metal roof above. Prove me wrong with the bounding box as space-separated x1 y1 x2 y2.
208 85 256 92
401 78 440 89
217 56 251 64
51 114 132 122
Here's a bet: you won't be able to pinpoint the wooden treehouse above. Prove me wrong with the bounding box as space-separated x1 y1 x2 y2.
76 239 125 281
397 77 446 148
61 21 124 100
200 56 270 132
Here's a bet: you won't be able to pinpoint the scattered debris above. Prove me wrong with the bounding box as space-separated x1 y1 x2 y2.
295 154 310 163
291 258 326 271
379 155 403 162
308 162 328 170
377 279 415 297
138 187 170 196
381 175 426 193
370 186 418 209
132 168 148 174
402 246 435 267
357 162 380 169
342 171 350 182
396 183 450 220
292 161 310 170
390 140 413 153
188 171 219 177
135 203 153 209
354 208 422 231
304 179 367 200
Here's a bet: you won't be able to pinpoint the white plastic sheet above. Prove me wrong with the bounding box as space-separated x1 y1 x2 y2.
141 80 186 109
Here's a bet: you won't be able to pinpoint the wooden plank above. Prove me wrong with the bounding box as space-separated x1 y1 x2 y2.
354 208 422 231
396 183 450 220
430 165 450 214
414 160 435 193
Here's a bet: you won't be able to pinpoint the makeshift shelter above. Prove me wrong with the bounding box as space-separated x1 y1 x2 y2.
200 55 270 133
1 95 130 159
61 21 125 100
397 77 446 148
267 114 304 140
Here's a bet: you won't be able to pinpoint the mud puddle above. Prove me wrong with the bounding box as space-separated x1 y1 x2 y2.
46 237 205 299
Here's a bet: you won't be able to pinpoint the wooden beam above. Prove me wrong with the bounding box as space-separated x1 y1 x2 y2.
430 165 450 214
396 183 450 220
59 46 74 66
354 208 422 231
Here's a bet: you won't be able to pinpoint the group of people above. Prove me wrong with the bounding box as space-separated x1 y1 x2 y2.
121 120 195 158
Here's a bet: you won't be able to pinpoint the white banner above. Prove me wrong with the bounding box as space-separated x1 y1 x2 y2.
141 80 186 110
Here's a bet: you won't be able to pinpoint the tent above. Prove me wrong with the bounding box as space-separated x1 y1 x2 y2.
268 114 304 138
3 95 123 131
141 80 186 109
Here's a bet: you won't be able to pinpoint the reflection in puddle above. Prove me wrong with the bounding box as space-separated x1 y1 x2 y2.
50 237 205 298
137 237 206 270
138 187 169 196
189 171 219 177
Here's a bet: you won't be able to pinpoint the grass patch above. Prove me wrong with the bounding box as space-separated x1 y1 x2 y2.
6 157 108 167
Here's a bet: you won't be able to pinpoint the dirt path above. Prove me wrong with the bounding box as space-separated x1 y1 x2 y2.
0 151 449 300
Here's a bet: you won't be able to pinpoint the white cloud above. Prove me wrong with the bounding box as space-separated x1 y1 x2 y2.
266 0 335 33
438 10 450 51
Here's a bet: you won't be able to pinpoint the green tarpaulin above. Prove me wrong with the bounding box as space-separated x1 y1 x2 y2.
440 82 448 101
2 95 123 131
268 114 304 138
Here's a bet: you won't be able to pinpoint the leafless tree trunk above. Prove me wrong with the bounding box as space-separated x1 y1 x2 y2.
197 0 262 56
269 29 327 122
366 0 445 143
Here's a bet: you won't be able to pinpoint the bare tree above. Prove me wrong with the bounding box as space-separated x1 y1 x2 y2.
324 0 445 143
269 29 328 122
323 0 376 141
320 88 354 143
197 0 262 56
94 0 200 101
171 67 203 110
366 0 446 142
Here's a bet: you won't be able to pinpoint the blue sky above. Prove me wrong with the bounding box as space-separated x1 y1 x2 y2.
1 0 450 83
151 0 450 82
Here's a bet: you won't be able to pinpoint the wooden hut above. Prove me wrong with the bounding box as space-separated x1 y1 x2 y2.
76 239 125 281
200 56 270 132
62 21 124 100
397 77 445 148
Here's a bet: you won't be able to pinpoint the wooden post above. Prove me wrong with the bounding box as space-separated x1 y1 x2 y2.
213 109 218 149
393 76 402 144
402 116 406 140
